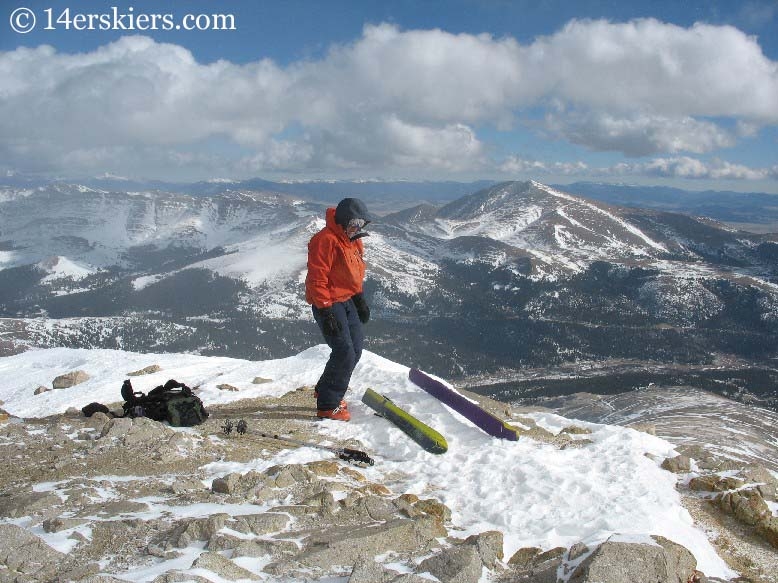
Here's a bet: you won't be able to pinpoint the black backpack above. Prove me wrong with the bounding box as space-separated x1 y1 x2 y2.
121 379 209 427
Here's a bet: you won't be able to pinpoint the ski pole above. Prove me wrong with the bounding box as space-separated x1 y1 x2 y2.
258 431 375 466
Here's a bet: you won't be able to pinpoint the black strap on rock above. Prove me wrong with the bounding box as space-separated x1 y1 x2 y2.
258 431 375 466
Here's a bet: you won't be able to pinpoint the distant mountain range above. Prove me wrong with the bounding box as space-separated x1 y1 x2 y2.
5 173 777 228
1 179 777 408
558 182 778 231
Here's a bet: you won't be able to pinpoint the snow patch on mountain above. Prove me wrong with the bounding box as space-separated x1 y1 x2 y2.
38 256 95 282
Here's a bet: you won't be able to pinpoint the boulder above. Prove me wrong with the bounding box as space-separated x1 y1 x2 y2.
232 539 299 559
99 417 133 440
266 516 445 576
507 546 543 568
217 383 240 392
464 530 504 569
418 544 483 583
127 364 162 376
569 536 696 583
756 515 778 548
252 377 272 384
740 465 778 501
0 490 62 518
172 514 230 548
152 572 213 583
212 470 271 498
191 551 262 580
0 523 66 579
34 385 50 395
43 517 88 533
715 488 771 525
661 455 692 473
505 545 564 583
236 512 292 535
52 370 90 389
689 475 744 492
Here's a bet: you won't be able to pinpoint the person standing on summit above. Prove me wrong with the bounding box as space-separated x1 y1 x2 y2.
305 198 372 422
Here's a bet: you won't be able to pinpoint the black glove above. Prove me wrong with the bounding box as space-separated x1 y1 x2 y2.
320 307 342 336
352 293 370 324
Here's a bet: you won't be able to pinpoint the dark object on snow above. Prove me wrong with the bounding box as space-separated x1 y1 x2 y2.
236 419 248 435
258 430 375 466
82 402 111 417
221 420 234 435
121 378 209 427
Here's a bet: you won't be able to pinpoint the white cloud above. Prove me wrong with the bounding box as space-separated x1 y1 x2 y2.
1 19 777 179
499 155 775 182
544 110 736 156
638 157 770 180
499 156 588 175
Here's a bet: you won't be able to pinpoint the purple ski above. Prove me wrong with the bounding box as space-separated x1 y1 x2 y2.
409 368 519 441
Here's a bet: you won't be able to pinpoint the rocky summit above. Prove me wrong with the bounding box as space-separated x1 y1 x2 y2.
0 380 776 583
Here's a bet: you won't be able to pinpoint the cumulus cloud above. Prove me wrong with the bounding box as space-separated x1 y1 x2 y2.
499 156 588 175
637 157 772 180
544 110 736 156
499 155 776 182
1 19 777 179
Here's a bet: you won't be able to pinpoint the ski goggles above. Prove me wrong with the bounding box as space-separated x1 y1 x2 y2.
348 218 367 230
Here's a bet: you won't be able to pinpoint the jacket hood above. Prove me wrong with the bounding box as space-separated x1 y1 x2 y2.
334 198 372 228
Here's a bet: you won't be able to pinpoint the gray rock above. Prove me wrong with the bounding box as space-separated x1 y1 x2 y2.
43 517 88 532
99 417 133 440
127 364 161 376
212 472 241 494
0 523 65 578
217 383 240 392
349 557 393 583
507 546 542 568
464 530 504 569
0 490 61 518
266 516 445 576
362 495 399 521
173 514 230 548
418 544 483 583
268 464 317 488
52 370 90 389
661 455 692 473
569 536 696 583
232 539 300 559
741 464 778 501
170 476 206 494
568 542 591 562
152 572 213 583
716 488 771 525
86 411 111 430
348 557 435 583
122 417 173 447
34 385 50 395
91 500 151 517
756 515 778 548
212 470 271 497
191 551 261 580
236 512 291 535
252 377 272 384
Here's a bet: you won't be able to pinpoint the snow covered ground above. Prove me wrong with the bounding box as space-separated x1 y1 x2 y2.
0 345 736 579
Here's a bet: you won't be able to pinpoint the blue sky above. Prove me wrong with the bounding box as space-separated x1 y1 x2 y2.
2 0 777 191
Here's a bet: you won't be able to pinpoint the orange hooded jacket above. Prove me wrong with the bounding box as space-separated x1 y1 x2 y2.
305 207 365 309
